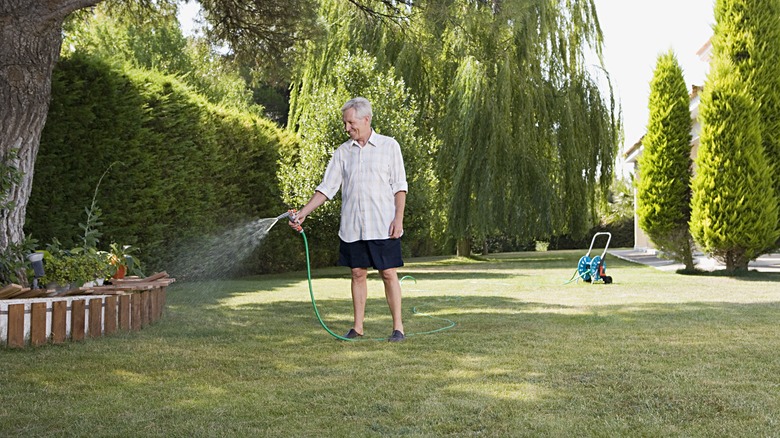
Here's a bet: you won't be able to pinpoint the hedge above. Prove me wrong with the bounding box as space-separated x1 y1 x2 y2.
27 54 300 277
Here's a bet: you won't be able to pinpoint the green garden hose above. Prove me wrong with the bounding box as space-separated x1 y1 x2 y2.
300 231 456 341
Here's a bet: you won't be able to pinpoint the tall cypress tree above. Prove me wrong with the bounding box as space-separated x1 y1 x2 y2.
711 0 780 247
690 59 778 273
636 50 695 270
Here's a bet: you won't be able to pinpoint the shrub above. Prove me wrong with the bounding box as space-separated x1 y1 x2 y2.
27 53 298 276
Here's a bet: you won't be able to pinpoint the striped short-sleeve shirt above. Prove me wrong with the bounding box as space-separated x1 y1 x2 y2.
315 131 408 243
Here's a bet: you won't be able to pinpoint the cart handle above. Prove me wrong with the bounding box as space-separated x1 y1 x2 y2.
586 232 612 259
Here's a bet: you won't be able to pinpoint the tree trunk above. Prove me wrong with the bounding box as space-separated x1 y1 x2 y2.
680 234 695 272
723 249 749 274
0 0 99 252
456 237 471 257
681 247 695 272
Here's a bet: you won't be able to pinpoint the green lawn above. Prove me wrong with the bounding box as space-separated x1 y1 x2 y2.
2 249 779 437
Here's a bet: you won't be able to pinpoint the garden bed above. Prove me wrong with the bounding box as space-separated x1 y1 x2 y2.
0 273 174 348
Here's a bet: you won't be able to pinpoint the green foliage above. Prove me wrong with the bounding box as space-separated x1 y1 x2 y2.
27 53 297 275
39 241 109 287
63 4 258 112
282 50 436 263
199 0 319 74
79 161 123 251
690 60 779 272
547 219 634 251
711 0 780 245
434 0 618 245
601 177 635 225
0 236 38 286
290 0 619 255
636 50 695 269
64 5 187 73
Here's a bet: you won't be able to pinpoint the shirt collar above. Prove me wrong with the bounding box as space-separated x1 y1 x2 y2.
351 130 377 148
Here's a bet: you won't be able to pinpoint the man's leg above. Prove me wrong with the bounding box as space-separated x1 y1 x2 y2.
379 268 404 333
351 267 368 334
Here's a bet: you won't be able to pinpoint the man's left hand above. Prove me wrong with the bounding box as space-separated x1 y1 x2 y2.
389 219 404 239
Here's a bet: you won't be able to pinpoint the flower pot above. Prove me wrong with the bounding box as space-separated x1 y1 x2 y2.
113 265 126 279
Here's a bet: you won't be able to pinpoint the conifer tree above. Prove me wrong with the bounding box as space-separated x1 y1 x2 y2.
690 60 778 273
710 0 780 248
636 50 695 270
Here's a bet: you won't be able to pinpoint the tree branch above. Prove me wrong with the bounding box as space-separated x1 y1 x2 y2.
41 0 102 22
345 0 414 20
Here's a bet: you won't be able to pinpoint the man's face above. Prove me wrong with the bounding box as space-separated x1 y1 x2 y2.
342 108 371 142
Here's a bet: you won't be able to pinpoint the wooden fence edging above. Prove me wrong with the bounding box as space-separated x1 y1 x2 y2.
0 279 172 347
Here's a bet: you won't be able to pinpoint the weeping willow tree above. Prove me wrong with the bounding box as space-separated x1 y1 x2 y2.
281 50 436 260
288 0 619 255
433 1 619 255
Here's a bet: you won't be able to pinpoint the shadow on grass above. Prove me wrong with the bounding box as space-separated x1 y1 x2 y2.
163 286 780 346
162 293 780 430
676 268 780 282
5 289 780 436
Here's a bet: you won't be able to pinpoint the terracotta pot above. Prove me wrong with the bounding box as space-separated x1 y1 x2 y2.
113 265 127 279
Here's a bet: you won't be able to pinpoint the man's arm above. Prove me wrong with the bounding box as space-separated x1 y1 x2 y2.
389 190 406 239
290 191 328 229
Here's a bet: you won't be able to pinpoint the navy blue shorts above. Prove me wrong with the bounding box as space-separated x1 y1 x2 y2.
339 238 404 270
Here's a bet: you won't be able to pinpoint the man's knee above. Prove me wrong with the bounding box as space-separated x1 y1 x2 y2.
351 268 368 281
379 268 398 283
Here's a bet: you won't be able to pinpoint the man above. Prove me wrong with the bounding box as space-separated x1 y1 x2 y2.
290 97 408 342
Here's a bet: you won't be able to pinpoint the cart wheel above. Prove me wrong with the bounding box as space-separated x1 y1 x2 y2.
603 276 612 284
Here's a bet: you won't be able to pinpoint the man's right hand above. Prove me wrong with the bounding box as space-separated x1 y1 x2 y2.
288 211 305 231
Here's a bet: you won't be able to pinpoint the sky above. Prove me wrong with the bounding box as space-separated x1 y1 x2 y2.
591 0 715 156
178 0 716 163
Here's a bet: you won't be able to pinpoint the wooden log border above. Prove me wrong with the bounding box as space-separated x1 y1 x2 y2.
1 287 168 348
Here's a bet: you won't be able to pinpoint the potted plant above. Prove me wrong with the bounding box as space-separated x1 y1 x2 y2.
108 243 142 279
41 252 96 293
94 251 114 284
39 240 114 292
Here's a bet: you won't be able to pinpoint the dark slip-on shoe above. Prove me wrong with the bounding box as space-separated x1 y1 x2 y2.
387 330 406 342
344 328 363 339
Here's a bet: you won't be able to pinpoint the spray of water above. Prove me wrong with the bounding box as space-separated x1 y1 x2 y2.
170 217 282 280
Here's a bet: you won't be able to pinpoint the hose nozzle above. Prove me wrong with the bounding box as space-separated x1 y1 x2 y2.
276 211 293 221
277 209 303 233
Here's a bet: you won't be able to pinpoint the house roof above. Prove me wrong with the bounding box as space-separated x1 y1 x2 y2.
623 136 643 160
696 38 713 61
690 84 703 99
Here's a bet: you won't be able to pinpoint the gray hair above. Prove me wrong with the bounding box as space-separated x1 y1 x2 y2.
341 97 373 119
